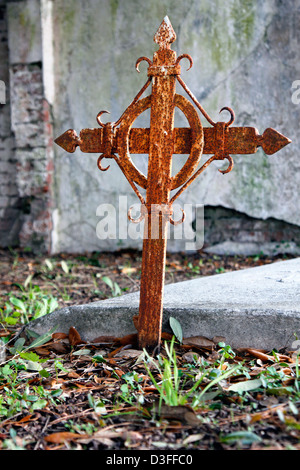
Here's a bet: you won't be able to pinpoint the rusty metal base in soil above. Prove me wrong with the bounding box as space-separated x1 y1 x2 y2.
26 258 300 351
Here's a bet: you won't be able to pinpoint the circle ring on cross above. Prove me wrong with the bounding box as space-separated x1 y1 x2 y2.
117 94 204 190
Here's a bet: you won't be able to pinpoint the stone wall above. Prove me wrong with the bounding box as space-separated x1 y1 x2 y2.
203 206 300 256
0 0 299 255
0 0 53 252
0 3 19 247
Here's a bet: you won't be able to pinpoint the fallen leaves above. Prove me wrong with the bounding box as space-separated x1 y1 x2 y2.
151 403 200 426
44 425 144 449
245 348 293 363
182 335 225 350
227 378 263 393
1 248 300 451
68 327 84 347
1 320 300 451
44 431 83 444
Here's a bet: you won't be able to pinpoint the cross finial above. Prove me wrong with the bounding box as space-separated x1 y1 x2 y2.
154 16 176 49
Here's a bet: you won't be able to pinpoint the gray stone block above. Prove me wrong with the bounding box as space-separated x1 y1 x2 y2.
7 0 42 65
26 258 300 351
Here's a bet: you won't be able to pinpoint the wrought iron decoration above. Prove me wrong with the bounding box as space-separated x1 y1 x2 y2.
55 17 291 353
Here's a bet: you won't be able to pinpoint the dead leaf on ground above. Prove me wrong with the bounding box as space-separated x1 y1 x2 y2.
33 346 51 356
0 329 10 337
115 349 144 358
115 334 138 347
52 332 68 340
249 403 288 424
114 369 125 378
151 403 200 425
5 414 40 427
212 336 226 344
68 326 85 346
182 336 215 350
44 432 87 444
107 334 138 357
91 335 118 344
183 433 205 445
120 266 137 275
49 341 70 354
77 427 142 446
68 371 80 379
182 351 200 363
246 348 293 363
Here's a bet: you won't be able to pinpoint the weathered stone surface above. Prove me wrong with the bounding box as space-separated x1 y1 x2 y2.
203 205 300 256
0 3 19 246
7 0 42 65
51 0 299 254
0 0 299 253
26 258 300 350
4 1 54 252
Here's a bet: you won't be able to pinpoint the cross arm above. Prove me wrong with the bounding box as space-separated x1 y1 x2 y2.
55 125 291 157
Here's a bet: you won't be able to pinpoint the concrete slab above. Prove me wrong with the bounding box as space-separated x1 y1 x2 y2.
26 258 300 351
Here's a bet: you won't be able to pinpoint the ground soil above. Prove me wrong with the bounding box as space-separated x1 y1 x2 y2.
0 248 299 452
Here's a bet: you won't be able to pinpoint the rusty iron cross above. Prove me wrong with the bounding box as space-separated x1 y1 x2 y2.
55 17 291 353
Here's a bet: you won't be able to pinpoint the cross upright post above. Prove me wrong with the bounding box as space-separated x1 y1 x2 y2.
138 18 180 352
55 17 291 354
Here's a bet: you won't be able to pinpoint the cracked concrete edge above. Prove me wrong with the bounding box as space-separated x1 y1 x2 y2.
24 302 300 351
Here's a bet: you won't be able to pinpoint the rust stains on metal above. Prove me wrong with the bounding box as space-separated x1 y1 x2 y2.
55 16 291 354
55 129 81 153
137 17 182 352
57 125 291 159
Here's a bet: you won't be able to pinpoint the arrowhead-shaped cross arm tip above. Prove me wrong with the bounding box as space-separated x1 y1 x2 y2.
55 125 291 157
54 129 81 153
